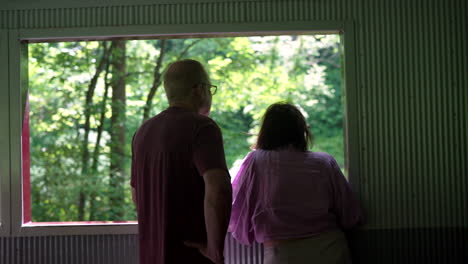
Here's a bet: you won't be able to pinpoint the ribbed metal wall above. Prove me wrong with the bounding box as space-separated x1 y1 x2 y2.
0 234 263 264
225 234 264 264
0 0 356 29
0 234 138 264
356 0 467 229
0 231 466 263
0 0 467 263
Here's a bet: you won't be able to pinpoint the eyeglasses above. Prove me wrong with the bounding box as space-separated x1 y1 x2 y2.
210 85 218 95
198 83 218 95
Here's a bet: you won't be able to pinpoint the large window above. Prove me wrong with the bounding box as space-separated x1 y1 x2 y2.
24 34 344 223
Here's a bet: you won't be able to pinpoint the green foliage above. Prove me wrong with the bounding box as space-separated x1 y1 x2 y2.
28 35 344 222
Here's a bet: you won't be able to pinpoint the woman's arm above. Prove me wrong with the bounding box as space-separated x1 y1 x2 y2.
329 157 363 229
229 151 257 245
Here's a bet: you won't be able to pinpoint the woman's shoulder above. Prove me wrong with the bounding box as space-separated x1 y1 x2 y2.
304 151 339 168
307 151 334 160
248 149 267 158
252 149 334 164
250 149 338 164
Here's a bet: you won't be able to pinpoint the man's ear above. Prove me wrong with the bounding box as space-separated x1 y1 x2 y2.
192 84 203 98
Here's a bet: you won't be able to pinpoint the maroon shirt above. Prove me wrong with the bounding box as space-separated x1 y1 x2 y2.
131 106 228 264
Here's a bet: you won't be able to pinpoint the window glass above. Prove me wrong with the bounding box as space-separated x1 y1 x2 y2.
27 35 343 222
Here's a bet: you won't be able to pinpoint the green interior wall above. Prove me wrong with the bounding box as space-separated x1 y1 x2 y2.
0 0 466 237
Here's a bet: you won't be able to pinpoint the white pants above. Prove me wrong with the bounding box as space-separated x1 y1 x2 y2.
263 230 351 264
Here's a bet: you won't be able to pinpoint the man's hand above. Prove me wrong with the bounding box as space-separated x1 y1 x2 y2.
199 168 232 264
184 241 224 264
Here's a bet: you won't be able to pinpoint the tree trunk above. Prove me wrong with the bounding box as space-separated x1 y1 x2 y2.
109 40 126 219
78 42 110 221
88 45 112 220
142 39 166 122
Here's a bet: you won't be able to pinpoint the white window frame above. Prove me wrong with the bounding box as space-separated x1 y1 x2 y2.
6 21 359 236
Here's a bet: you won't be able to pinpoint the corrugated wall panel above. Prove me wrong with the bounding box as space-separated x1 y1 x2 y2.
0 0 467 263
357 0 467 229
0 0 358 29
0 235 138 264
0 231 464 263
0 234 263 264
224 234 264 264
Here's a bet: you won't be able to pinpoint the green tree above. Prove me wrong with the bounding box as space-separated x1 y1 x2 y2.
28 35 344 222
109 40 127 219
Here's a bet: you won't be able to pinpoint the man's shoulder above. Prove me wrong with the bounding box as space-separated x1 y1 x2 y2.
182 110 210 121
194 114 219 128
135 109 221 139
143 108 214 124
171 111 219 131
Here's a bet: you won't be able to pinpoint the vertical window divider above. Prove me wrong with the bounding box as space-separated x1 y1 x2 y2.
9 29 23 236
342 21 361 191
0 29 11 237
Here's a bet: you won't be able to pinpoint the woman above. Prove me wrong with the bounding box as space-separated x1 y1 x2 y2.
229 102 362 264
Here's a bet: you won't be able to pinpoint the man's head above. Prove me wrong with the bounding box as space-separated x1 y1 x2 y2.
163 59 213 116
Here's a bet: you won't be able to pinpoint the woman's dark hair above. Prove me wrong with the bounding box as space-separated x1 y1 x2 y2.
255 102 313 151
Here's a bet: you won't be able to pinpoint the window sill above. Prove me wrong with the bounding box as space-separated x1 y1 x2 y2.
12 221 138 236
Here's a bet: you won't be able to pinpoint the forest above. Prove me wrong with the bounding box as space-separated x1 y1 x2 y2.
27 34 344 222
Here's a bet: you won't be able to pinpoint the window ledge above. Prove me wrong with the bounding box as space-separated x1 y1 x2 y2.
12 221 138 236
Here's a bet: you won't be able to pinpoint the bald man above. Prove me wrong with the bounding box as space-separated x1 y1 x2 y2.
131 59 232 264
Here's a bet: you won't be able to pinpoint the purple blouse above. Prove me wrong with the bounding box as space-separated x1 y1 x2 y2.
228 149 362 245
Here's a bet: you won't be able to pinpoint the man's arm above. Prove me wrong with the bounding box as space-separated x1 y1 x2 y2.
130 132 137 207
185 168 232 264
186 121 231 263
203 168 232 263
131 187 137 205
